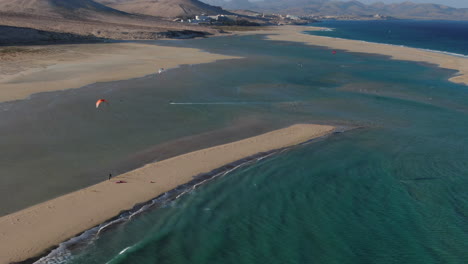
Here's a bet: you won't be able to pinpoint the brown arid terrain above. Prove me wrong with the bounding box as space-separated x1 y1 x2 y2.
0 0 226 45
97 0 231 18
0 0 126 17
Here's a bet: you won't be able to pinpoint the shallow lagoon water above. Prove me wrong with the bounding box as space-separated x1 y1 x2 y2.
1 32 467 263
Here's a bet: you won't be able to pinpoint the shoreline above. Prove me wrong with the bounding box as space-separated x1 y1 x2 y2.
0 124 335 264
26 129 340 264
0 42 242 103
3 24 468 104
242 25 468 86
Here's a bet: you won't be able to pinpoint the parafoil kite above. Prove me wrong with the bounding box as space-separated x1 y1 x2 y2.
96 99 108 108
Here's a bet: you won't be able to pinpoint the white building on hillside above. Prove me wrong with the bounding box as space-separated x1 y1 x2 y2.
195 15 210 22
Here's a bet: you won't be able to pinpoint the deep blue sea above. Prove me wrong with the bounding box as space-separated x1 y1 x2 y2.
310 20 468 56
2 21 467 264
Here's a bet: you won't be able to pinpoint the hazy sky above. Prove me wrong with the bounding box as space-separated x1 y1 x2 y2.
344 0 468 8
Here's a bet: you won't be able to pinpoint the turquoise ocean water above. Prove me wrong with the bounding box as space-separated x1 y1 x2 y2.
310 20 468 56
4 24 467 263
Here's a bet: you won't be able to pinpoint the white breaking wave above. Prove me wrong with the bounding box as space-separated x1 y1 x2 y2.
32 147 306 264
119 246 132 255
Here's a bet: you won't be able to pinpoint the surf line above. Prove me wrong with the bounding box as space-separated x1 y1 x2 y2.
31 148 290 264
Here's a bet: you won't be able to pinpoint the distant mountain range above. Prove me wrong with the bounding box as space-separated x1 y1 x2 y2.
201 0 468 20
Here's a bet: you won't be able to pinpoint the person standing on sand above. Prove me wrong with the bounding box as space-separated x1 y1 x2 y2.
109 173 112 181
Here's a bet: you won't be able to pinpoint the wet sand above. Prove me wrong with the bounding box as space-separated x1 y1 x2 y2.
0 124 334 263
247 25 468 86
0 42 241 102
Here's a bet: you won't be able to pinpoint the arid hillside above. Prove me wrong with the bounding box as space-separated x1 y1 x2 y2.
97 0 230 18
0 0 221 45
0 0 127 19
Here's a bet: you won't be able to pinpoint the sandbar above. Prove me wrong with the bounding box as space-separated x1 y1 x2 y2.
245 25 468 86
0 42 241 102
0 124 334 264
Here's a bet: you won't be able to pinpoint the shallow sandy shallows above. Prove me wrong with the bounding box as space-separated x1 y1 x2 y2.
248 25 468 86
0 42 240 102
0 124 334 264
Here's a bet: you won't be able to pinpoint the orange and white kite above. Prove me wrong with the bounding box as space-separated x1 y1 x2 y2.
96 99 108 108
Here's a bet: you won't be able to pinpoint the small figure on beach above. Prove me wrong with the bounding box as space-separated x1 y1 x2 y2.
158 68 165 74
108 173 112 180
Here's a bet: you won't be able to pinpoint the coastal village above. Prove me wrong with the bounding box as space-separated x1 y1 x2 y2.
174 13 313 26
173 13 392 26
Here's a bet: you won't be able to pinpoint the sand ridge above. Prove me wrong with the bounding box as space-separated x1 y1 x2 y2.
0 124 335 263
3 25 467 103
0 42 241 102
244 25 468 86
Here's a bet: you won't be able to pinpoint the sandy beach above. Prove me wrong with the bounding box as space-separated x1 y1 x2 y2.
3 23 468 263
247 25 468 86
0 124 334 263
2 24 468 104
0 42 240 102
3 24 467 104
